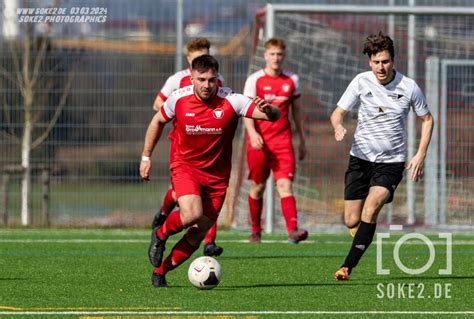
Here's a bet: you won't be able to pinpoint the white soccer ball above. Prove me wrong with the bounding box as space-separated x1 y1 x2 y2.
188 256 222 290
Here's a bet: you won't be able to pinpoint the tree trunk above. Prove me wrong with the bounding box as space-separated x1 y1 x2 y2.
21 102 32 226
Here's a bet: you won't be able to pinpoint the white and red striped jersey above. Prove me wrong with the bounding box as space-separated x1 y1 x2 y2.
243 69 300 145
161 86 255 179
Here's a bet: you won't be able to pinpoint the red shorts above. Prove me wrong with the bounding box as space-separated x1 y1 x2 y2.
247 143 295 184
171 164 227 222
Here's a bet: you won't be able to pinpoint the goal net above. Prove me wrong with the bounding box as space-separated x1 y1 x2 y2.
225 5 474 232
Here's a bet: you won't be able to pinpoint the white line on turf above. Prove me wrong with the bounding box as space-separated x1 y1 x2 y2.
0 239 473 245
0 310 473 315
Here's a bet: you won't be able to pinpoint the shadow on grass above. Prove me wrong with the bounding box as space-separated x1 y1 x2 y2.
219 254 347 260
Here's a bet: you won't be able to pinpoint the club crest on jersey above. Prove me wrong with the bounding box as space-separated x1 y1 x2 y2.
213 108 224 119
282 84 290 93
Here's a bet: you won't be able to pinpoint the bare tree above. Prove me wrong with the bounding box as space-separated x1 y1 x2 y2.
0 22 79 226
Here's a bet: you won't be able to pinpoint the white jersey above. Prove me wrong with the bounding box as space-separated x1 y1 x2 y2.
337 70 430 163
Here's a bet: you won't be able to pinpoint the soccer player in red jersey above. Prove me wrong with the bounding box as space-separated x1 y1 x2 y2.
140 55 281 287
151 38 224 257
243 38 308 243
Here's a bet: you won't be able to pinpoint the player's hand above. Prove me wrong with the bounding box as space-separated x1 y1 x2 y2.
406 153 425 182
253 96 271 113
334 125 347 141
140 159 151 181
249 132 264 150
298 142 306 160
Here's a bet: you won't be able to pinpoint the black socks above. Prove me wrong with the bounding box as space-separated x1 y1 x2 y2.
343 221 376 273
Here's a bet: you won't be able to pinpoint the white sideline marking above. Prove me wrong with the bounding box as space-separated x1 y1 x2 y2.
0 239 473 245
0 310 473 316
390 224 404 231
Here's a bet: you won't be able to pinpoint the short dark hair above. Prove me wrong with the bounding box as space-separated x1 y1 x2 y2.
363 31 395 59
186 38 211 53
191 54 219 73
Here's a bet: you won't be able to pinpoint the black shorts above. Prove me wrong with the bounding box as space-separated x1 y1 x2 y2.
344 155 405 203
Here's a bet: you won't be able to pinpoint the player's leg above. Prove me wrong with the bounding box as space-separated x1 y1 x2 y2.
334 155 371 280
203 223 223 257
344 200 364 237
335 159 405 280
149 168 203 267
152 216 214 288
275 178 308 243
151 137 179 228
335 186 389 280
271 146 307 243
247 148 270 243
151 187 178 229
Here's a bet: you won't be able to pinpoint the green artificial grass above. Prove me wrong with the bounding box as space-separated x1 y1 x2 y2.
0 229 472 318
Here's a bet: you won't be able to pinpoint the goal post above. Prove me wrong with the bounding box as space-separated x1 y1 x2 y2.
228 4 474 233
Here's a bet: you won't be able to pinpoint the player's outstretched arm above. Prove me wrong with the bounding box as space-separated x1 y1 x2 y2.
140 112 168 181
330 106 348 142
406 112 434 182
250 97 281 122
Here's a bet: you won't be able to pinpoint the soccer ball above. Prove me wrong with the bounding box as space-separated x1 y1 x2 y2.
187 256 222 290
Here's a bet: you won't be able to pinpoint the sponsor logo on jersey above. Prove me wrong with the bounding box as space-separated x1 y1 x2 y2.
264 94 289 102
388 93 404 100
282 84 290 92
185 124 223 135
263 86 272 91
213 108 224 119
366 91 373 97
185 112 195 117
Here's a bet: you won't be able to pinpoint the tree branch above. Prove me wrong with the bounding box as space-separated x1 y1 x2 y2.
31 62 77 150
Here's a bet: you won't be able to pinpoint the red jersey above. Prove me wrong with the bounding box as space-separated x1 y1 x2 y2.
161 86 256 179
243 69 300 145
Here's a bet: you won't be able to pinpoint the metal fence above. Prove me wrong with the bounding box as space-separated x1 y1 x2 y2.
229 3 474 233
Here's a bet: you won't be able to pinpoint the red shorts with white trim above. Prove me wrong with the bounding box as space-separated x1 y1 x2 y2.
247 143 295 184
171 164 227 222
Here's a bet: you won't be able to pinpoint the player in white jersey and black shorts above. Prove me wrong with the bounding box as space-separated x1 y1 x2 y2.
330 32 434 280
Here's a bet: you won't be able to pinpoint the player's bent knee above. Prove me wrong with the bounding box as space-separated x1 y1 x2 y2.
344 217 360 228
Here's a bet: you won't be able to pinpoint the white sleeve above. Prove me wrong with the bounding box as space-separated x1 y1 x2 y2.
227 93 254 117
337 75 360 111
243 75 257 97
291 73 301 98
161 93 177 120
159 74 179 100
411 83 430 116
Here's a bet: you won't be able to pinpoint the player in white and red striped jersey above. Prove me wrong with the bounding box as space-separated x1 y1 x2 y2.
151 38 224 257
140 55 281 287
243 38 308 244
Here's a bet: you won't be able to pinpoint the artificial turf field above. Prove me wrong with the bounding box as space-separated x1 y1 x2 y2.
0 229 473 318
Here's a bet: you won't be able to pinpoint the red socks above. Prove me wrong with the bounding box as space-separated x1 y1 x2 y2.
157 211 184 239
248 196 263 234
161 188 177 215
281 196 297 235
155 236 199 275
204 223 217 245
